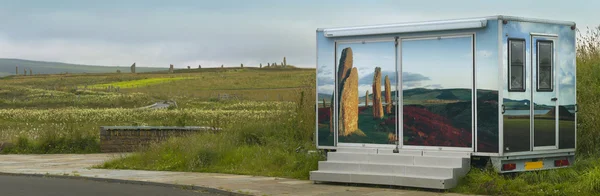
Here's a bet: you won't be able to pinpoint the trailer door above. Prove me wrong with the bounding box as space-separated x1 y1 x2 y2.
531 35 558 150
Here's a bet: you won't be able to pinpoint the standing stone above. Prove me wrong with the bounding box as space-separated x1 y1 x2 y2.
221 64 224 68
365 90 370 107
198 65 201 69
241 63 244 68
130 62 136 73
169 64 174 73
372 67 384 119
337 48 353 83
339 67 359 136
384 75 392 114
23 68 27 76
267 63 270 67
260 63 262 68
283 57 287 66
336 47 359 136
322 98 327 108
15 66 18 75
187 66 191 70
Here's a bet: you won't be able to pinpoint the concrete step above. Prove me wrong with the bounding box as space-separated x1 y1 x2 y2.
318 161 460 178
327 152 469 168
310 170 457 190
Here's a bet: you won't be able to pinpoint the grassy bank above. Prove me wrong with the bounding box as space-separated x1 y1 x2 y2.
453 156 600 196
100 90 322 179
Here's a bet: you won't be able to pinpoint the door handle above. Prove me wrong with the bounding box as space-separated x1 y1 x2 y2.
551 97 558 101
501 104 505 114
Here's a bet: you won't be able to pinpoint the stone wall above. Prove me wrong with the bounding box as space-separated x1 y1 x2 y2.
100 126 217 153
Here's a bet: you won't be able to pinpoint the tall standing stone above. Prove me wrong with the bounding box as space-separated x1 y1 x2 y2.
283 57 287 66
15 66 18 75
322 98 327 108
384 75 392 114
267 63 270 67
198 65 201 69
187 66 191 70
337 48 353 84
372 67 384 119
241 63 244 68
336 47 359 136
260 63 262 68
221 64 224 68
23 68 27 76
339 67 359 136
365 90 370 107
130 62 136 73
169 64 174 73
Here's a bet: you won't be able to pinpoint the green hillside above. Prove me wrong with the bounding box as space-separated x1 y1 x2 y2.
0 58 167 77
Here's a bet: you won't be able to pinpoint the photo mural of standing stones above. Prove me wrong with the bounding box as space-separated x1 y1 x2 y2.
336 41 397 144
401 36 473 148
316 31 335 147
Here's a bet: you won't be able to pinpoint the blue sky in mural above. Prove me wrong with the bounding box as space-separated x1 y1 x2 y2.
402 36 472 90
502 21 576 106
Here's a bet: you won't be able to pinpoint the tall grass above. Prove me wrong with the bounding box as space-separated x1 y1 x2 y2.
576 26 600 156
100 89 323 179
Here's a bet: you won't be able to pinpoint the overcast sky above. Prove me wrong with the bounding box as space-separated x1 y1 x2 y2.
0 0 597 68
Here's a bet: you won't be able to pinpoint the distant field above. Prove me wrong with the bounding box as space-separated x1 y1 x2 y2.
86 77 192 89
0 58 167 76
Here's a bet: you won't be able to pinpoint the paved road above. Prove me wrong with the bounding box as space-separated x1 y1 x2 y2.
0 175 222 196
0 154 458 196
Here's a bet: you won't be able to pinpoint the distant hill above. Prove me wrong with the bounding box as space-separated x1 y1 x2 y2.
0 58 168 77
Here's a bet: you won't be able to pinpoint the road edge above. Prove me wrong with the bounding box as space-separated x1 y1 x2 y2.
0 172 250 196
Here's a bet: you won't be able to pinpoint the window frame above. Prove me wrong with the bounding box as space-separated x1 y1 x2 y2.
536 40 554 92
508 38 526 92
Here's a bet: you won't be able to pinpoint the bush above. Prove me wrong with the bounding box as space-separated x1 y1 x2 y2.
576 26 600 156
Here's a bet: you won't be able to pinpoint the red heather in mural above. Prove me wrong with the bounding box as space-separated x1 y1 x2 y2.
403 106 472 147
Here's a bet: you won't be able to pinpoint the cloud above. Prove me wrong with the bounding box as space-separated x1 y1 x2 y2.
424 84 444 89
477 50 492 58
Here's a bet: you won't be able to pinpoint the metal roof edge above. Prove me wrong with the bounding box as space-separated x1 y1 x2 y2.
317 15 576 32
495 15 576 26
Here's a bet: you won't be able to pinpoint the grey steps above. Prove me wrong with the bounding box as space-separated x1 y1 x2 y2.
310 149 471 189
310 170 457 190
318 161 460 178
327 152 469 168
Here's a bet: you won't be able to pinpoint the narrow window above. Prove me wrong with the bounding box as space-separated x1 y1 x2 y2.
537 40 553 91
508 39 526 92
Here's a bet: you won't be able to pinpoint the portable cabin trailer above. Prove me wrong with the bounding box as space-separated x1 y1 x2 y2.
312 15 577 189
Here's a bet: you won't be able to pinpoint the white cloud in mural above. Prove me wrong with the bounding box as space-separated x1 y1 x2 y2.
318 84 334 95
477 50 492 58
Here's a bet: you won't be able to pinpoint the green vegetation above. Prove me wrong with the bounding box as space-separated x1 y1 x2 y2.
454 156 600 196
85 77 192 89
0 67 321 179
